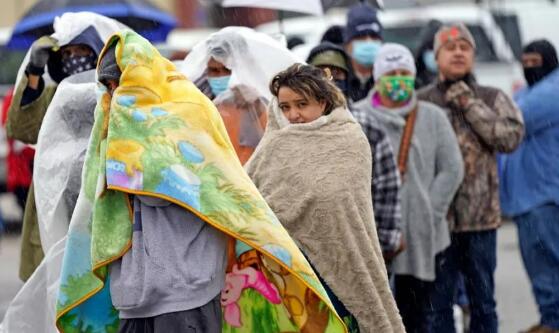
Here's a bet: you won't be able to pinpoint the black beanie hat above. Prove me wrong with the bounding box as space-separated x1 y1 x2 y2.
522 39 558 86
321 25 345 46
344 3 383 43
523 39 558 73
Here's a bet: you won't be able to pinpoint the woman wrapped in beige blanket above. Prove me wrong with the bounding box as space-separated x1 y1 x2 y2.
246 64 405 333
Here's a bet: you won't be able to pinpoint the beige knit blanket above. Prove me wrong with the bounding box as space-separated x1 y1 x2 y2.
246 102 405 333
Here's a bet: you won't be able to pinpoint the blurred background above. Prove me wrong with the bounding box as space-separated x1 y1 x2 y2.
1 0 558 97
0 0 557 332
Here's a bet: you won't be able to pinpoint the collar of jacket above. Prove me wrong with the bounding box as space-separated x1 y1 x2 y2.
436 73 477 92
350 73 375 87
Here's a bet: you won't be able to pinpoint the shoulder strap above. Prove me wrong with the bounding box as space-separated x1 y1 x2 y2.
397 104 418 179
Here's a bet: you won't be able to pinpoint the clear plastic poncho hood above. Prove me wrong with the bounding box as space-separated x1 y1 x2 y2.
180 27 301 164
180 26 302 101
14 12 128 87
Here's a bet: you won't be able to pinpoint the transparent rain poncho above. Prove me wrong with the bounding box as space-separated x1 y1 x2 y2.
29 12 127 255
0 13 126 333
181 27 301 164
33 70 97 254
15 12 127 88
0 71 97 333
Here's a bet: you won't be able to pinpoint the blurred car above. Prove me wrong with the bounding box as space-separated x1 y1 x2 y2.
257 3 525 96
495 0 559 51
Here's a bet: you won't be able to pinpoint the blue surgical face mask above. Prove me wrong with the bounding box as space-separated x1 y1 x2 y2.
422 50 438 74
351 40 382 66
208 75 231 97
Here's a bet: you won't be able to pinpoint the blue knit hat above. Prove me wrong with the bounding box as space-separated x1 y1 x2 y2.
344 3 383 43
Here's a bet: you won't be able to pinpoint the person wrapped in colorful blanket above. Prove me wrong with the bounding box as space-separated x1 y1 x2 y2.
54 30 347 333
97 41 228 332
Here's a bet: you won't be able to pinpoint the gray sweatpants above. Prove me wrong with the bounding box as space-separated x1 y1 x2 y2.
118 294 222 333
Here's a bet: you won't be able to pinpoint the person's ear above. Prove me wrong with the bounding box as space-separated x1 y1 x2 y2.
319 100 327 113
323 67 333 81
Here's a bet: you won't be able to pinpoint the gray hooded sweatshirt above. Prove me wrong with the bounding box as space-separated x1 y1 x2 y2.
353 91 464 281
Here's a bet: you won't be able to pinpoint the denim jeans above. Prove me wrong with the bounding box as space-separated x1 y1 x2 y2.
394 251 454 333
515 204 559 329
429 230 498 333
455 274 470 307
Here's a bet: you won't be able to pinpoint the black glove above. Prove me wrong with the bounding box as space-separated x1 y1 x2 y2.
26 36 58 76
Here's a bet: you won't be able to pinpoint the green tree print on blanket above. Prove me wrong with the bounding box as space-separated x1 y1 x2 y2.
57 308 119 333
58 273 100 310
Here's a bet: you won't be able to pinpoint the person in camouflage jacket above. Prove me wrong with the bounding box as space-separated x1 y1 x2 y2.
417 24 524 333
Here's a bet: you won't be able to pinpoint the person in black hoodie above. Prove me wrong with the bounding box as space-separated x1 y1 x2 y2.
521 39 559 87
500 39 559 333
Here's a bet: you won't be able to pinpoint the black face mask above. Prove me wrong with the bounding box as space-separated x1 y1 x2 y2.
524 66 550 87
522 40 559 87
334 79 348 96
62 54 97 76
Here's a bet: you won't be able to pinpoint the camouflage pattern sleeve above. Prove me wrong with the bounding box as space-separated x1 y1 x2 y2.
463 90 525 153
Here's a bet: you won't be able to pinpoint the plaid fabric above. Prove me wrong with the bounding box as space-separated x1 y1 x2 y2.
351 107 402 253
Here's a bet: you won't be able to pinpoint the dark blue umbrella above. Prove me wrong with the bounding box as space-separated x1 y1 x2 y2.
7 0 176 49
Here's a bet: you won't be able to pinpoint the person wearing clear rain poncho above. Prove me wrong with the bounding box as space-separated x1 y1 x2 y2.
0 13 125 333
5 12 126 281
182 27 300 164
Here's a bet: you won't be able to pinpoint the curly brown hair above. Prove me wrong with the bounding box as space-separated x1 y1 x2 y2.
269 63 346 115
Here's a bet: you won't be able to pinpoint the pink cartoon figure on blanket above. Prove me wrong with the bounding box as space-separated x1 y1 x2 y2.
221 264 282 327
